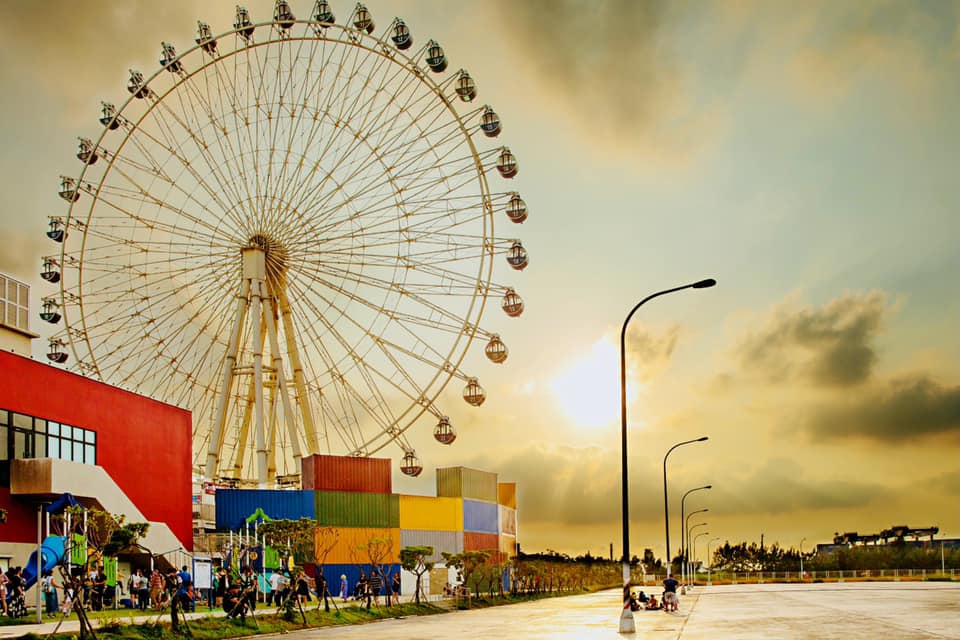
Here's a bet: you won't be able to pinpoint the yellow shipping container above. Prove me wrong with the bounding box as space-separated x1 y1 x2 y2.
399 495 463 531
498 482 517 508
317 527 401 565
499 533 517 557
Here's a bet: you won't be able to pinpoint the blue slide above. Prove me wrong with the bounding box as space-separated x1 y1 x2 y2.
19 536 67 591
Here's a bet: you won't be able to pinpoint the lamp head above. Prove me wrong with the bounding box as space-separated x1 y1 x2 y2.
697 436 709 442
705 485 713 489
692 278 717 289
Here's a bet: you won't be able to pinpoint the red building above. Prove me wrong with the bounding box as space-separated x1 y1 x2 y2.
0 348 193 562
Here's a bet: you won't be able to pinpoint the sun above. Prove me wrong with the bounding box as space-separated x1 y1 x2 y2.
551 338 639 429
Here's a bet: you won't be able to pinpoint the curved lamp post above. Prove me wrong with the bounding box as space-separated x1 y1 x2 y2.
680 485 711 591
800 537 806 580
684 509 709 588
707 537 720 585
692 531 710 582
684 520 709 577
662 436 709 579
619 278 716 633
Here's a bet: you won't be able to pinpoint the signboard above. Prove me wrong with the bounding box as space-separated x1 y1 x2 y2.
193 557 213 590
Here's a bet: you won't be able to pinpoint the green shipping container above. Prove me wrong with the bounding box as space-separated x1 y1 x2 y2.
436 467 498 502
314 491 399 528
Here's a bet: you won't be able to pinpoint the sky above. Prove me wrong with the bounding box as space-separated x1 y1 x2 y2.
1 0 958 562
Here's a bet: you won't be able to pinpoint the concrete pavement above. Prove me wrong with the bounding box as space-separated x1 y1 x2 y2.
2 582 957 638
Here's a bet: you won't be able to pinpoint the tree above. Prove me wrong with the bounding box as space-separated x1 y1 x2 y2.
360 535 395 608
399 546 434 604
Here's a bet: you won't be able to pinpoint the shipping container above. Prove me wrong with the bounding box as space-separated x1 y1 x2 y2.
497 482 517 508
314 491 400 528
463 499 498 534
436 467 497 502
319 563 400 599
301 454 392 494
499 533 517 557
463 531 498 553
215 489 314 530
498 505 516 535
399 495 463 531
317 526 401 564
399 529 464 563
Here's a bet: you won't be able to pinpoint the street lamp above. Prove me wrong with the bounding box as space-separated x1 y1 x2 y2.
799 537 806 580
662 435 709 578
707 537 720 585
692 531 710 582
619 278 716 634
684 509 708 588
680 485 711 590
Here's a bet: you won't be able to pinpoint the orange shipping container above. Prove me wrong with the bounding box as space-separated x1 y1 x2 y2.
316 527 401 565
399 495 463 531
463 531 498 552
302 454 392 493
497 482 517 508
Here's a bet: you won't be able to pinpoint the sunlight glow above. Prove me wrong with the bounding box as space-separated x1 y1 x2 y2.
550 338 640 429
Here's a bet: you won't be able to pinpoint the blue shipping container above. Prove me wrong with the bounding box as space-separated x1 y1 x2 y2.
463 499 499 534
319 563 401 599
215 489 315 530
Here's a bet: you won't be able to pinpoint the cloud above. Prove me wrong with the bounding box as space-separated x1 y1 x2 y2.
717 458 890 517
627 325 680 382
737 292 889 388
808 375 960 442
492 0 724 165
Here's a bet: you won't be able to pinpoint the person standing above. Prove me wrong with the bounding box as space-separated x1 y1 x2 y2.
339 574 348 602
41 571 60 617
367 571 382 607
238 565 257 612
149 569 164 609
662 574 680 612
135 570 150 611
391 572 401 606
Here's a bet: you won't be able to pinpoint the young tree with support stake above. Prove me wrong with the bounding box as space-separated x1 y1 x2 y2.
400 546 434 604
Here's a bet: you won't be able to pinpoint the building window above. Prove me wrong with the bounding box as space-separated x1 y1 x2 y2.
0 275 30 332
0 409 97 465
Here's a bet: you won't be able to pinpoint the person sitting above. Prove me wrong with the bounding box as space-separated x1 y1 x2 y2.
629 592 641 612
646 595 660 610
223 584 247 620
637 590 649 604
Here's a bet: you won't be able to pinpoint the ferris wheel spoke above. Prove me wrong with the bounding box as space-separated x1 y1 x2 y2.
116 120 246 234
150 99 253 227
172 72 259 224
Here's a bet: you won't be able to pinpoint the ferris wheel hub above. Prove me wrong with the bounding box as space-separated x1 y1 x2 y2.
246 234 289 290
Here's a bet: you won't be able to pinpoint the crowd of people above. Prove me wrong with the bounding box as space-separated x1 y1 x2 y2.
0 562 414 620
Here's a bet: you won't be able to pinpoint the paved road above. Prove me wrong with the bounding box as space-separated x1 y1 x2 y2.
3 583 958 638
288 583 960 639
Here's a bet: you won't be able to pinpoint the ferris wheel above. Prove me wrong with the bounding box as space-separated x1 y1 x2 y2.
39 1 529 487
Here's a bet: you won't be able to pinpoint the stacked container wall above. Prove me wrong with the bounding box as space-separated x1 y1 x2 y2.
498 505 517 535
314 491 399 528
399 530 464 563
301 454 392 493
215 489 314 530
436 467 498 502
317 526 401 564
398 495 463 531
497 482 517 508
463 499 499 534
320 563 400 598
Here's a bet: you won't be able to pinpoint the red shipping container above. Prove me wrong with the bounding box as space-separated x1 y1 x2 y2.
463 531 499 552
301 454 392 493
